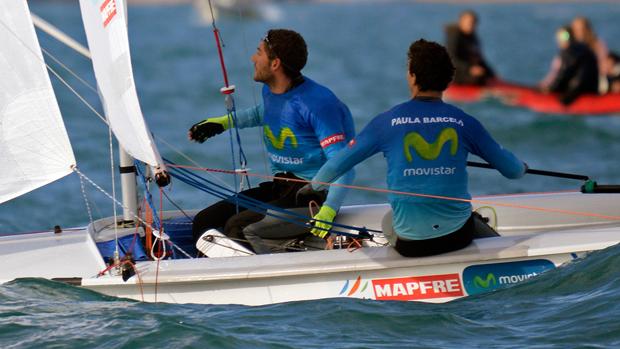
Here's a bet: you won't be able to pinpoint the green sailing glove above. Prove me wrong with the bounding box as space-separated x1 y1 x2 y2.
310 205 337 239
188 114 232 143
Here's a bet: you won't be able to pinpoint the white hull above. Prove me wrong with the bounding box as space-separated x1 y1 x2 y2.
1 191 619 305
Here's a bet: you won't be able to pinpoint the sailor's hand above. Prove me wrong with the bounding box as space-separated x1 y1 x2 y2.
310 205 337 239
188 115 231 143
155 169 171 187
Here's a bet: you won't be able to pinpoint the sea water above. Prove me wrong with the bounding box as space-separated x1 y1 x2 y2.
1 1 620 347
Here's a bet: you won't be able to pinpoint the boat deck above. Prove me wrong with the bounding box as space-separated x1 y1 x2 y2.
0 228 106 283
86 222 620 286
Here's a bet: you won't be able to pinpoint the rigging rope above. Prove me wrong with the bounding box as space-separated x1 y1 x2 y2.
134 162 193 260
205 0 250 196
166 163 620 222
165 159 377 238
42 45 235 191
135 162 162 230
72 166 196 255
78 173 94 227
108 128 120 267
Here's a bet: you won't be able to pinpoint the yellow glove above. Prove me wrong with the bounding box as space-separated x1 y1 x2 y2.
310 205 337 239
188 114 233 143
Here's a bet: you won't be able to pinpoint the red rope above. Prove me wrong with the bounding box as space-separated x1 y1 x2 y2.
159 187 164 230
166 163 620 221
347 238 363 252
97 260 144 302
154 257 160 303
130 261 145 302
213 28 230 88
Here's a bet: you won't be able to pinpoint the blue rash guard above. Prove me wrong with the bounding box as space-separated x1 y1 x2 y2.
312 98 526 240
233 77 355 210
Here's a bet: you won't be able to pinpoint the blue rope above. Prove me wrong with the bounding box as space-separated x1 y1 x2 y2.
164 160 378 238
168 170 369 239
167 163 378 236
223 96 252 212
225 109 239 212
135 161 162 230
135 162 180 259
229 98 249 170
227 98 251 188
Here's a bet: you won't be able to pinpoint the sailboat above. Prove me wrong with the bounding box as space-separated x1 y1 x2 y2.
1 0 620 306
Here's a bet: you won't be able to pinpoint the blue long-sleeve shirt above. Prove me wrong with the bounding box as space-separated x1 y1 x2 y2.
233 77 355 210
312 98 526 240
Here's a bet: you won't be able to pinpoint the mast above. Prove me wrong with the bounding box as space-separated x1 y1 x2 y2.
118 0 138 225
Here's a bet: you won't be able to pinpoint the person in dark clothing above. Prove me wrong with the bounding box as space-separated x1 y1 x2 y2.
604 51 620 93
546 26 599 105
445 10 495 85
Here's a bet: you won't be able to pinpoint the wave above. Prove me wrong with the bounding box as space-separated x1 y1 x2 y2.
2 243 620 348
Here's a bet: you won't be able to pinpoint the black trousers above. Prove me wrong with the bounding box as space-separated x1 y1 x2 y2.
394 213 481 257
192 173 324 249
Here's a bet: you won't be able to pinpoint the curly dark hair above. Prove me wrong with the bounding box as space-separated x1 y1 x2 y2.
407 39 455 92
264 29 308 79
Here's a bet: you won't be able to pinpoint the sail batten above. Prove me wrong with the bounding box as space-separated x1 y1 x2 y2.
0 0 76 204
79 0 163 168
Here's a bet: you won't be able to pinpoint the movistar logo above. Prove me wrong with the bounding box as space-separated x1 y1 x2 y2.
463 260 556 296
264 126 298 150
403 127 458 162
473 273 497 289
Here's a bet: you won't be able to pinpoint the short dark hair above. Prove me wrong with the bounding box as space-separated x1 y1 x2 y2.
407 39 455 92
263 29 307 78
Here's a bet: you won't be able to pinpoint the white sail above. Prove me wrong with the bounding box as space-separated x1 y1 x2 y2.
78 0 163 167
0 0 76 204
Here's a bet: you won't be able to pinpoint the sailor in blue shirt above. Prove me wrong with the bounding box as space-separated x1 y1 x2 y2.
302 39 526 257
188 29 354 253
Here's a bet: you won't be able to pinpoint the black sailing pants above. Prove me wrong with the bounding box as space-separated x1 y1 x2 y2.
191 172 325 250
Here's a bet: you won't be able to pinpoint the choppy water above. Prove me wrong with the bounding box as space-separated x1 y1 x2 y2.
1 1 620 348
3 245 620 348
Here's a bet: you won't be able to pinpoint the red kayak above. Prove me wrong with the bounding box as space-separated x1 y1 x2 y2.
445 80 620 115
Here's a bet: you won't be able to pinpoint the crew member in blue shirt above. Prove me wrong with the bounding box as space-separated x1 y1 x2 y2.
301 39 526 257
188 29 355 253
